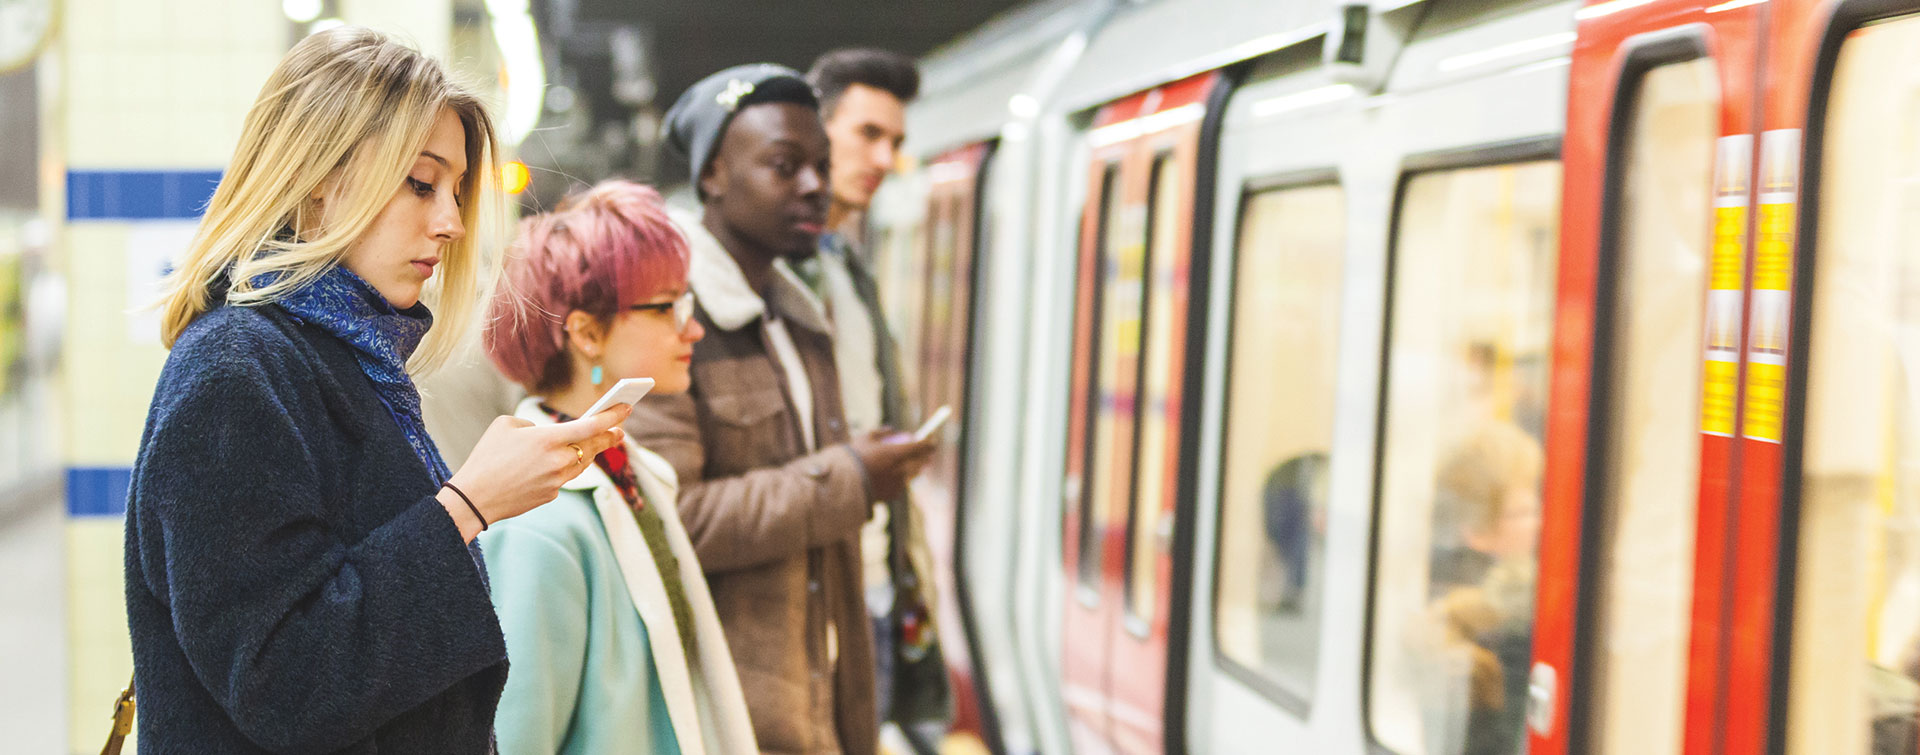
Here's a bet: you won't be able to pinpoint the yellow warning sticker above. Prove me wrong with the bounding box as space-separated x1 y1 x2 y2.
1701 135 1749 437
1753 202 1794 291
1744 360 1787 442
1702 358 1739 436
1711 206 1747 290
1741 129 1800 444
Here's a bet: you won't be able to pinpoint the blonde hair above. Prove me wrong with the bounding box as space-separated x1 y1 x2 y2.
1436 421 1543 534
158 26 501 374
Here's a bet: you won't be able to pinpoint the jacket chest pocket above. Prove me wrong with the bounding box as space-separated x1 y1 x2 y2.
705 387 799 474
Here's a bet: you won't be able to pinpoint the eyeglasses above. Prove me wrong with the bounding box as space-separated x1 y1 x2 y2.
630 290 697 331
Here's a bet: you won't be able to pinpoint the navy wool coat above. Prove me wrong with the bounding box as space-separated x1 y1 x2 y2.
124 303 508 753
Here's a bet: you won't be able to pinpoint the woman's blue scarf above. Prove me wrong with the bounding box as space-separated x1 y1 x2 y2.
246 263 490 620
252 265 452 487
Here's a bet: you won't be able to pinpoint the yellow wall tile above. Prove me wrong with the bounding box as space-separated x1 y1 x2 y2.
63 0 112 45
60 224 165 466
114 1 165 47
66 519 133 755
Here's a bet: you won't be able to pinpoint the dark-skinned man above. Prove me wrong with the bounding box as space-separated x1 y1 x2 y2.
787 49 953 754
635 64 935 755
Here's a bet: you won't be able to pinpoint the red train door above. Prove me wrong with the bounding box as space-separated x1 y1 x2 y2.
1529 0 1763 752
1741 0 1920 752
1060 72 1218 754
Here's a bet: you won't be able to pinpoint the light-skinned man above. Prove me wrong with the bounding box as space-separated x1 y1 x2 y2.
798 48 954 754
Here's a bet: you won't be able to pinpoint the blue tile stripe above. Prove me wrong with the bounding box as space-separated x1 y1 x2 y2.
67 466 132 517
67 169 222 221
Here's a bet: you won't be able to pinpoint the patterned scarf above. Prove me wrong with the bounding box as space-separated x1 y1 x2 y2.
252 265 451 487
543 403 698 658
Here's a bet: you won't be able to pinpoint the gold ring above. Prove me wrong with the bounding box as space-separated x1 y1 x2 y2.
568 443 585 466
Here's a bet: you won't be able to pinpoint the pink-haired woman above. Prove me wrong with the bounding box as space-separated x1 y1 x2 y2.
480 180 756 755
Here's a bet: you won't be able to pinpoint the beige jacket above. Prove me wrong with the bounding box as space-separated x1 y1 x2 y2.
629 210 878 755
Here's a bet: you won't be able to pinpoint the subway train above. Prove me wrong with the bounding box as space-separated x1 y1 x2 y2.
859 0 1920 752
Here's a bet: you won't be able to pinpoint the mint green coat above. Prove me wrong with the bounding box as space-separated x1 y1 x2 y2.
481 400 759 755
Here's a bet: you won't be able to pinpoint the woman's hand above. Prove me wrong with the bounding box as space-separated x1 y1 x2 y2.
438 405 632 541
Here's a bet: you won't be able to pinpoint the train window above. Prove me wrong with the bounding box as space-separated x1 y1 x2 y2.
1787 15 1920 754
875 220 928 403
1367 159 1560 755
1580 57 1718 755
1126 153 1182 626
1212 182 1345 707
1077 162 1123 591
922 193 964 433
1086 160 1150 601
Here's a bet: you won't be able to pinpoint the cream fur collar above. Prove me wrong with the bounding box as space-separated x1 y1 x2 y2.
668 206 828 334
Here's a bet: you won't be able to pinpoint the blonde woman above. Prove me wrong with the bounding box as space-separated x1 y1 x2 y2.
480 181 757 754
1421 421 1542 755
123 27 628 751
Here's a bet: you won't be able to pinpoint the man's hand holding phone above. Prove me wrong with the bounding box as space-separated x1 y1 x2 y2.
910 405 952 443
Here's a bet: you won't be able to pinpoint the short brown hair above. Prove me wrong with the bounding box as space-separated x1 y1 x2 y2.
807 48 919 117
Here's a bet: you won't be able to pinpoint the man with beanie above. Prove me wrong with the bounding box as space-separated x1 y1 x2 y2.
794 48 954 754
631 64 937 755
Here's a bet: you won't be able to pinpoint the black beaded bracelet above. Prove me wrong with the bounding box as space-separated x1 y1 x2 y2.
441 482 487 532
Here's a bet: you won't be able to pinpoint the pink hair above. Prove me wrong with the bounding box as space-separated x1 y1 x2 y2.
485 180 690 392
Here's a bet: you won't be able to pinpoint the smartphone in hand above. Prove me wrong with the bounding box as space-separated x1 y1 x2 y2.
581 378 655 418
912 405 952 443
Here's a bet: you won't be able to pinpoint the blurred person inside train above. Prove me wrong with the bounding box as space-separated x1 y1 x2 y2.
123 26 632 751
479 180 760 754
630 63 937 755
1868 645 1920 755
1260 452 1330 615
788 47 955 751
1419 421 1542 755
1859 635 1920 755
1429 420 1542 596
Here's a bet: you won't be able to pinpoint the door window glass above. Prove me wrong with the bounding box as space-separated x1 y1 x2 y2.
1077 164 1124 589
1578 57 1718 755
1788 16 1920 754
1212 182 1346 704
1368 159 1561 755
1128 154 1184 624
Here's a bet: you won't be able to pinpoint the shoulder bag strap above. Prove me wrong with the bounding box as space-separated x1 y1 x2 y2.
100 674 134 755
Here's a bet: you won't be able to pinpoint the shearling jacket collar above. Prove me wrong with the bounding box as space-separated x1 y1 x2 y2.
669 206 829 335
506 396 761 755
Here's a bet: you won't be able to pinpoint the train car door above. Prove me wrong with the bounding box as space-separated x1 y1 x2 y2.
911 142 994 744
1754 0 1920 752
1060 72 1218 755
1528 0 1763 752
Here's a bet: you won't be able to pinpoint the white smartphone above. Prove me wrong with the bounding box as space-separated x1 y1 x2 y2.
912 405 953 443
580 377 655 419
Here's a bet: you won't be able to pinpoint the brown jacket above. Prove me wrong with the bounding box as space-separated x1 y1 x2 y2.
630 210 878 755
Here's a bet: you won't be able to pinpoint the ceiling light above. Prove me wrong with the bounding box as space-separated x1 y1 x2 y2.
283 0 322 24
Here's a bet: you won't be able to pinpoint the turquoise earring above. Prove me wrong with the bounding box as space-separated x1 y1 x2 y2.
590 365 604 386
